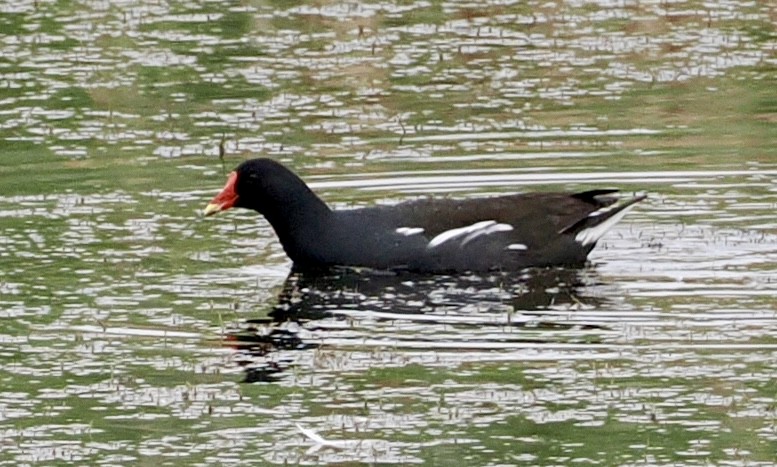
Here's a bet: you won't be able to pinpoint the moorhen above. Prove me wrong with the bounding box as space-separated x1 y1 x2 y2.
203 158 646 273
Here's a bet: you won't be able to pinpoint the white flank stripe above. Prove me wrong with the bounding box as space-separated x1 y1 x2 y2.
395 227 424 236
428 221 495 248
506 243 528 251
462 223 513 245
428 220 513 249
576 203 638 246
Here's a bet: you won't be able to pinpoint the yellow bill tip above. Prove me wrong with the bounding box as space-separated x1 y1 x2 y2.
202 203 222 217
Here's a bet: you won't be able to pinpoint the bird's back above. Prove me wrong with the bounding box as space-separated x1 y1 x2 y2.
316 191 631 272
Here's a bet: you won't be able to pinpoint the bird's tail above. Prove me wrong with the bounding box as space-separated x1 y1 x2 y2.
560 193 647 246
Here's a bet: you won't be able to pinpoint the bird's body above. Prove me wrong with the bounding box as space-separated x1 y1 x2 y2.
204 158 645 273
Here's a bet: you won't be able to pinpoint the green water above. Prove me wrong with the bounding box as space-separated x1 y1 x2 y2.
1 0 776 465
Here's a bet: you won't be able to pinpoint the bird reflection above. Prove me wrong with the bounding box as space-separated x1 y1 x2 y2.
228 267 608 383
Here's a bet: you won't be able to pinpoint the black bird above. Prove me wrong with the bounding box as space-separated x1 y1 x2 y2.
203 158 646 273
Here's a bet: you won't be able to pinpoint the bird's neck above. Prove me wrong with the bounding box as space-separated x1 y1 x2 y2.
262 189 332 265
